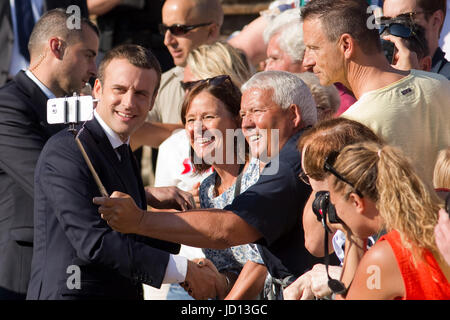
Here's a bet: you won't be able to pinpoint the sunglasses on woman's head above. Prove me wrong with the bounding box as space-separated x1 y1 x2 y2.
323 151 363 198
180 75 234 91
158 22 212 36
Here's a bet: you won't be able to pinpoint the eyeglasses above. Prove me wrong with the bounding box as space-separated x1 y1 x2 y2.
384 11 429 23
158 22 212 36
298 171 310 185
323 151 363 198
181 74 234 91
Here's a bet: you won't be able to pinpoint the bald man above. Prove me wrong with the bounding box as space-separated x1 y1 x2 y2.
147 0 223 125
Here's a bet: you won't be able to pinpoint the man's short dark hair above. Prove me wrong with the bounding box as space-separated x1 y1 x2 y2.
417 0 447 33
417 0 447 19
28 8 99 57
97 44 162 97
301 0 381 54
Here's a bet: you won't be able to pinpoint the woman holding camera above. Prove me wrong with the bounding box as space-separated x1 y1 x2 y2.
284 118 382 300
327 142 450 299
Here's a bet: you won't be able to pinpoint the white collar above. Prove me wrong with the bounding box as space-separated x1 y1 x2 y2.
25 69 56 99
94 109 129 150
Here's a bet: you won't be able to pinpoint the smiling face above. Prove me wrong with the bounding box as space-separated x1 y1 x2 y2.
162 0 216 67
185 90 239 164
302 18 345 86
93 58 158 142
240 87 296 160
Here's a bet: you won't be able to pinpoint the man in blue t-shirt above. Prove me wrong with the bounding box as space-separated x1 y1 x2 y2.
94 71 319 298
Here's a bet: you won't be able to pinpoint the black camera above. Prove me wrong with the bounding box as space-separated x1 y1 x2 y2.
312 191 343 224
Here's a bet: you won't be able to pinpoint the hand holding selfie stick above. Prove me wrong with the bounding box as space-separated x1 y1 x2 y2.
48 93 108 197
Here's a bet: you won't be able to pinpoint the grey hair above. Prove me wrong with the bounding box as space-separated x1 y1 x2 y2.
263 8 305 62
295 72 340 120
241 70 317 127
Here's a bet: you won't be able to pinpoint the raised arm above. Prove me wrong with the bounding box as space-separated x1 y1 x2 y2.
94 191 263 249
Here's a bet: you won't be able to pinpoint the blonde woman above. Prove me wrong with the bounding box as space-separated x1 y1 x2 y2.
433 147 450 267
326 142 450 299
433 147 450 200
182 41 253 90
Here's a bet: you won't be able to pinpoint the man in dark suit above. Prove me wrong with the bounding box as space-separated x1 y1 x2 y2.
0 9 98 300
27 44 220 300
0 1 90 86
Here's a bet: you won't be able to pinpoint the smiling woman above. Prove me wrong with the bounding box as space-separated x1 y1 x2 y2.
181 75 244 173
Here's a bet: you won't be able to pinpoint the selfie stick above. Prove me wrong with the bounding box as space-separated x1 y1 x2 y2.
66 94 109 197
74 136 109 197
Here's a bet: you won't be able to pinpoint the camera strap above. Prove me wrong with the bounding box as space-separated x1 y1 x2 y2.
323 210 348 296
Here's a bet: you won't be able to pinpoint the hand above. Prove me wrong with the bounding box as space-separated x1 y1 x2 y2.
181 258 225 300
283 272 314 300
93 191 144 234
309 264 342 299
145 186 196 211
189 182 201 208
382 34 420 71
194 258 232 299
435 209 450 266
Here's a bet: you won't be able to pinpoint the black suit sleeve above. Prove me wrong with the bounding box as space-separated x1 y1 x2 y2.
36 135 170 288
0 95 47 198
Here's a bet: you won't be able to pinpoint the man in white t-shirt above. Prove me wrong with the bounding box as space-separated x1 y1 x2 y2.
301 0 450 185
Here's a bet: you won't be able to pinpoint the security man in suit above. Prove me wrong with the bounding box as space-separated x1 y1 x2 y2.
0 0 90 86
27 44 220 300
0 9 98 300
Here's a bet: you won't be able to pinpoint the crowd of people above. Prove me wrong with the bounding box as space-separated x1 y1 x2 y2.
0 0 449 301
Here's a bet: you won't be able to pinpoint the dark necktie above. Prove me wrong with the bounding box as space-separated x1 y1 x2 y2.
15 0 35 61
116 144 142 206
117 144 131 164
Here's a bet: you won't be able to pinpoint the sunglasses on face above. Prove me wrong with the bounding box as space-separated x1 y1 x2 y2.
158 22 212 36
323 151 363 198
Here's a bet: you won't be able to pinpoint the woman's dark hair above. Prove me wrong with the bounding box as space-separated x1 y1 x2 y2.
181 76 245 174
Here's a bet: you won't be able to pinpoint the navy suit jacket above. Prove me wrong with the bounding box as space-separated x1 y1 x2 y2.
0 71 66 299
27 118 179 300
